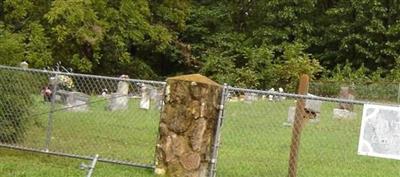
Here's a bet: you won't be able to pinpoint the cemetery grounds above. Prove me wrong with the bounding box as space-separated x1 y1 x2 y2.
1 94 399 177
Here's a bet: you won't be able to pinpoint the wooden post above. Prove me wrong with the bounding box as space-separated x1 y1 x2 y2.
155 74 222 177
288 74 309 177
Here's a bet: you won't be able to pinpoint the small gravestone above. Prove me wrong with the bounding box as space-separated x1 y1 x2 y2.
117 76 129 94
333 108 356 120
305 94 322 114
284 94 322 126
101 88 109 97
278 87 286 101
55 90 89 111
65 92 90 112
107 75 130 111
153 89 164 110
55 90 70 104
140 84 150 110
20 61 28 69
268 88 275 101
244 92 257 103
338 87 355 111
334 86 356 119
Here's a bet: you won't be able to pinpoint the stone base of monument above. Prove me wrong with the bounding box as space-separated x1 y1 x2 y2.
106 93 128 111
333 108 355 119
56 90 89 112
284 106 320 126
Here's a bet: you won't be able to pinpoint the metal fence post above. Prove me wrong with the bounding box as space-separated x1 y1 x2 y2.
209 83 228 177
397 83 400 103
44 68 59 151
80 154 99 177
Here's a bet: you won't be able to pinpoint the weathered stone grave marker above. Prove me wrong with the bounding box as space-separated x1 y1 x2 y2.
244 92 257 103
107 75 129 111
155 74 222 177
140 84 150 110
285 94 322 125
333 86 356 119
63 91 90 112
20 61 28 69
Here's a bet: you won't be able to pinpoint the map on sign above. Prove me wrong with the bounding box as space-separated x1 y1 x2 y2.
358 104 400 160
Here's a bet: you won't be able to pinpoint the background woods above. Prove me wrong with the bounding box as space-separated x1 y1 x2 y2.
1 0 400 90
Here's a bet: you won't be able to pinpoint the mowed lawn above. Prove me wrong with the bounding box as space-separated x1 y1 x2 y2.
1 95 400 177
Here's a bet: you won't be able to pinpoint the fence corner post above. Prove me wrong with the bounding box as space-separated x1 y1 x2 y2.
154 74 223 177
288 74 310 177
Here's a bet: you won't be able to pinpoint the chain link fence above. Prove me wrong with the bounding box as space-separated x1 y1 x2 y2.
310 81 400 103
2 64 399 177
215 86 400 177
0 65 165 169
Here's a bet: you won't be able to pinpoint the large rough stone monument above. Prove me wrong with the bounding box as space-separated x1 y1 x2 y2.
155 74 222 177
107 75 130 111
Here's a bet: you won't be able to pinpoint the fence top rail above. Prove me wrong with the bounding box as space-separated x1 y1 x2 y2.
0 64 166 85
227 86 399 107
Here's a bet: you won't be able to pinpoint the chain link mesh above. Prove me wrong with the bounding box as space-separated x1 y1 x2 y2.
215 87 399 177
0 65 164 167
310 81 400 103
2 64 400 176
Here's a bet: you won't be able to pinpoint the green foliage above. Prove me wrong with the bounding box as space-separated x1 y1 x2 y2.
0 26 24 66
273 43 322 92
0 71 34 143
1 0 400 87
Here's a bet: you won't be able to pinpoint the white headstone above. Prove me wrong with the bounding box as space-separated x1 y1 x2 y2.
106 75 130 111
117 81 129 95
20 61 28 69
268 88 275 101
107 93 129 111
305 94 322 113
140 84 150 110
154 90 164 110
278 87 286 100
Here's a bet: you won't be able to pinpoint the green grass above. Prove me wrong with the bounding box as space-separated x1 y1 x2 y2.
18 96 160 165
0 148 155 177
2 96 400 177
217 100 400 177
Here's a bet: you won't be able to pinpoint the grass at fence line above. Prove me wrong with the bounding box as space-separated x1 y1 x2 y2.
21 95 161 165
2 95 400 176
0 147 154 177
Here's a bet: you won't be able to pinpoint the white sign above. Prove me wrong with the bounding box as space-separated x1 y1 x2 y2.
358 104 400 160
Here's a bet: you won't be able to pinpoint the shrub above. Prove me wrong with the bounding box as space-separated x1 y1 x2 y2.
0 70 34 143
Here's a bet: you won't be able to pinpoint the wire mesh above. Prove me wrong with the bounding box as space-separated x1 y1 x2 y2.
215 86 400 177
2 64 400 177
0 65 165 168
310 81 400 103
